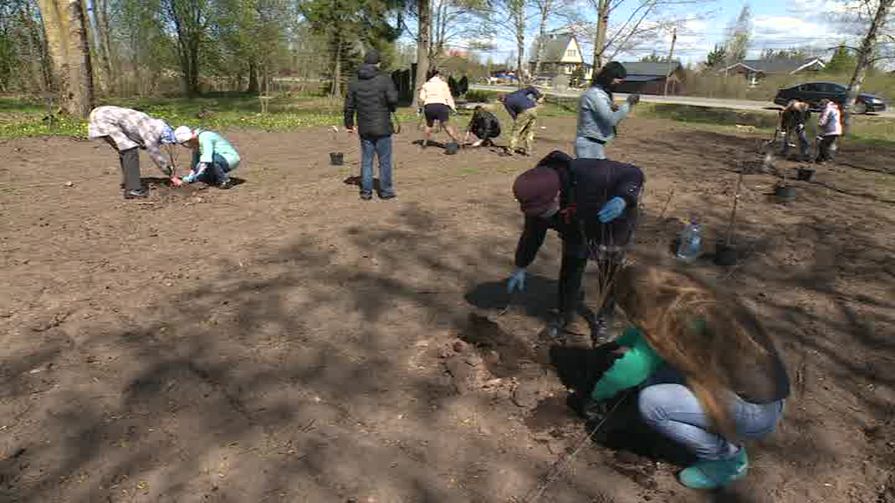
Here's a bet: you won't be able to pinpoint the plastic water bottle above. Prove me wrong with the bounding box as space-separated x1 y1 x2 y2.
676 219 702 262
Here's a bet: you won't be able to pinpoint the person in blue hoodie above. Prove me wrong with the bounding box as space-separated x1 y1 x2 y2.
174 126 241 189
575 62 640 159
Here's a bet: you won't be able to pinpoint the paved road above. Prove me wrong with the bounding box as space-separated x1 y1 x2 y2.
470 84 895 119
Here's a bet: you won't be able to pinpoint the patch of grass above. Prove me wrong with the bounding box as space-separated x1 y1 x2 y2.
0 93 418 140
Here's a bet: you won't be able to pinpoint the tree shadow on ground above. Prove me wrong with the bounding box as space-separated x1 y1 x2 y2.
1 158 893 502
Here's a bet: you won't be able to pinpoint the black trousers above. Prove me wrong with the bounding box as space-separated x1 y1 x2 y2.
557 245 622 325
816 135 838 162
119 147 142 191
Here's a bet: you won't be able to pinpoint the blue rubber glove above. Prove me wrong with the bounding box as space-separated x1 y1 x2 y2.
507 268 526 293
598 197 627 223
182 172 196 183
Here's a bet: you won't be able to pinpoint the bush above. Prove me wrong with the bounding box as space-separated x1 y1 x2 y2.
464 89 499 103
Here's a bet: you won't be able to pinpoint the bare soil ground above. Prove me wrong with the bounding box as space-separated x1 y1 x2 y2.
1 115 893 503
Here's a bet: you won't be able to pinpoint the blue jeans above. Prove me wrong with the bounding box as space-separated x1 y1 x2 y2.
638 366 784 461
360 135 394 196
575 137 607 159
197 153 231 185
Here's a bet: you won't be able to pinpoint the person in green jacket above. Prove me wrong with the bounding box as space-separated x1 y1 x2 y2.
584 263 790 490
174 126 241 189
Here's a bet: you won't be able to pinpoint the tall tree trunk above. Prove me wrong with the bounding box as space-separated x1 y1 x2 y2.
512 0 525 86
592 0 609 71
330 35 341 97
247 60 259 94
96 0 116 95
843 0 893 134
37 0 95 117
412 0 430 108
532 1 551 77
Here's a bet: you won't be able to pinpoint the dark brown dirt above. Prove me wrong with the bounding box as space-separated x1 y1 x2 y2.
0 115 893 502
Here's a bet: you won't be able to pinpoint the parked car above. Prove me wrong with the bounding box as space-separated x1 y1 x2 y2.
774 82 886 114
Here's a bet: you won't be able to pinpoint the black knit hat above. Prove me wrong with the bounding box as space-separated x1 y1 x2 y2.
364 50 381 65
593 61 627 89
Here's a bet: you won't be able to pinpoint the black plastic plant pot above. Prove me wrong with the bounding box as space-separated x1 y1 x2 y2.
796 167 815 181
329 152 344 166
445 142 460 155
714 240 738 266
774 184 796 202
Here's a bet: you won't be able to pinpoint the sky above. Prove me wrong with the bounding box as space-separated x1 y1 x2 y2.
476 0 868 67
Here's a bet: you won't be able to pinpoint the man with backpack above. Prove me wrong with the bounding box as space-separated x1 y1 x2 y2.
344 49 400 200
506 151 644 342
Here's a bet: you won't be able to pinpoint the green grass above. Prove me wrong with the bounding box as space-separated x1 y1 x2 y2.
0 94 417 140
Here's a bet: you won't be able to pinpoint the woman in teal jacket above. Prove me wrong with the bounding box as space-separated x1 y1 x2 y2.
174 126 241 189
586 263 789 490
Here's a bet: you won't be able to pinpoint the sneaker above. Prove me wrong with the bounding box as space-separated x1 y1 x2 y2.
360 192 373 201
678 448 749 490
379 193 396 200
123 188 148 199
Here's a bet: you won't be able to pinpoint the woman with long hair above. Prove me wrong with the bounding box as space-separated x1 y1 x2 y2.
584 263 789 489
575 62 640 159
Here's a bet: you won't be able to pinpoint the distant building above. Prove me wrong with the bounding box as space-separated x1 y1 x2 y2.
721 58 826 85
616 61 685 95
528 32 593 82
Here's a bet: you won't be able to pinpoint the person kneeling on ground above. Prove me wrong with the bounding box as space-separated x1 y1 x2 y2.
500 86 543 156
464 106 501 147
779 99 811 160
507 151 644 343
174 126 240 189
419 68 461 148
582 263 789 490
816 98 842 164
88 106 182 199
576 62 639 159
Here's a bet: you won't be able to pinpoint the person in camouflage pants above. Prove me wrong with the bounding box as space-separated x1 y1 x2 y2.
500 86 543 156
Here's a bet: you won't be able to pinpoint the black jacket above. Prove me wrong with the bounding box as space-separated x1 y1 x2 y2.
781 107 810 131
468 109 501 139
344 64 399 138
515 155 644 268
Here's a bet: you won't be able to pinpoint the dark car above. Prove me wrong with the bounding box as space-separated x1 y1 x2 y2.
774 82 886 114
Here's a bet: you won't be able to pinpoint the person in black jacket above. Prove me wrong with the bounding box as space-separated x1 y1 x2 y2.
507 151 644 342
779 100 811 160
344 50 400 200
464 106 501 147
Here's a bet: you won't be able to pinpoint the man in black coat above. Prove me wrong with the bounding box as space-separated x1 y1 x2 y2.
507 151 644 343
344 50 400 200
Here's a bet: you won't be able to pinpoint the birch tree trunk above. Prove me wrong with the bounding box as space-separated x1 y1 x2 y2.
37 0 95 116
591 0 609 70
843 0 893 134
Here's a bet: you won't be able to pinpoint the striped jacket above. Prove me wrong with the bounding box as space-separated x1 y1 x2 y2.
88 106 174 175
